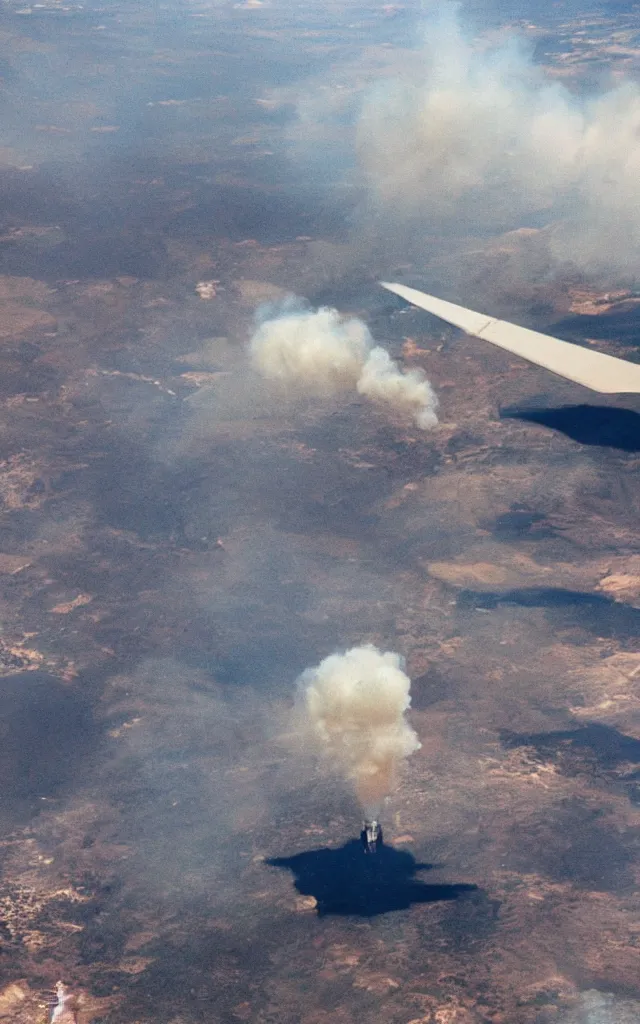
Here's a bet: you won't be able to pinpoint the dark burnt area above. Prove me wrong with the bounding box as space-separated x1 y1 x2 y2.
0 671 100 821
481 503 557 541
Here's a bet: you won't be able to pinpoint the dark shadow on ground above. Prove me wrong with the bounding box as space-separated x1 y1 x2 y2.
500 404 640 451
457 587 640 641
501 722 640 804
0 671 99 821
552 308 640 347
481 504 557 541
267 839 477 917
501 795 638 893
502 722 640 768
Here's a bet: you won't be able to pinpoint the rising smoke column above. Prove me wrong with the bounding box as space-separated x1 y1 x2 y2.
282 9 640 278
249 303 438 429
297 645 421 815
249 304 369 395
354 11 640 274
357 345 438 429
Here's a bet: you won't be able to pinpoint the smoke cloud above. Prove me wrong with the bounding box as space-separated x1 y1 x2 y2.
297 645 421 814
562 990 640 1024
357 13 640 275
285 9 640 280
356 16 579 221
250 303 439 429
250 304 370 395
357 346 439 430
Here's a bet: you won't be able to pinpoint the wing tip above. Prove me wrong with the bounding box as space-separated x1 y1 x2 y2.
377 281 640 396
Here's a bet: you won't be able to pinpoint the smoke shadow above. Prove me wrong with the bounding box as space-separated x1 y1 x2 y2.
552 308 640 347
502 722 640 769
501 723 640 804
457 587 640 641
267 839 477 917
484 505 557 541
500 405 640 451
0 671 99 822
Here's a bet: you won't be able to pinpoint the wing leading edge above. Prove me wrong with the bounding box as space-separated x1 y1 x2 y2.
380 281 640 395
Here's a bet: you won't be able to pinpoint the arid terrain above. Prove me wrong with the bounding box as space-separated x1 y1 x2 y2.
0 1 639 1022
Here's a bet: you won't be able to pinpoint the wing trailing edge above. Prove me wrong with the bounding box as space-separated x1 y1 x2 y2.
380 281 640 394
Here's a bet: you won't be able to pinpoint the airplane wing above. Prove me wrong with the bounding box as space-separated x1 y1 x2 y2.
380 281 640 395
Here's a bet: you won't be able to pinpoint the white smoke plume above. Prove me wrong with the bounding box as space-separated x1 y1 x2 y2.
249 304 369 395
250 303 439 429
297 644 421 814
354 13 640 275
357 346 439 430
356 17 578 219
285 9 640 279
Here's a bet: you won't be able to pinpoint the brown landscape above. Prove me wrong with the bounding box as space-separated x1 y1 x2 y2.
0 1 639 1022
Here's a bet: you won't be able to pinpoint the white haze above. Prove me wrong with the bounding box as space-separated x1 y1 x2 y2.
289 9 640 279
562 990 640 1024
250 303 439 429
297 645 421 815
356 17 582 219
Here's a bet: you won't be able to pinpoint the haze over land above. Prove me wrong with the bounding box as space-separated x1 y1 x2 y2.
0 1 638 1023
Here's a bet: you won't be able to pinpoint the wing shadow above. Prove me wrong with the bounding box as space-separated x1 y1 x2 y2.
501 404 640 451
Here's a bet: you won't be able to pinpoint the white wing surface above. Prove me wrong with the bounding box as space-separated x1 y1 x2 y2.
380 281 640 394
